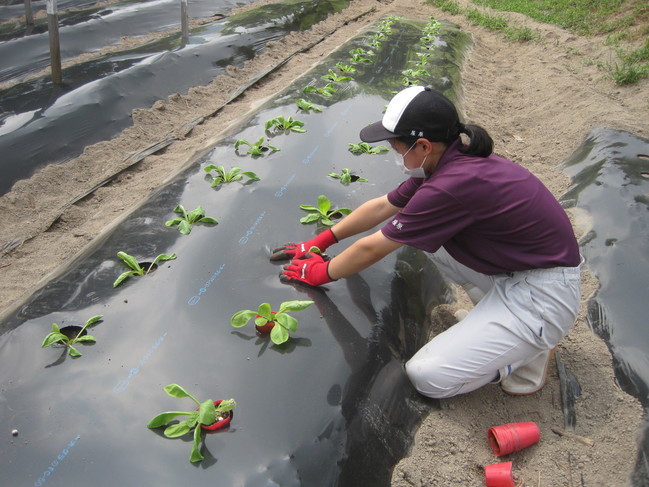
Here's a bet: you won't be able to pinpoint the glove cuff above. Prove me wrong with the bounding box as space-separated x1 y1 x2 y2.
312 228 338 252
325 261 337 282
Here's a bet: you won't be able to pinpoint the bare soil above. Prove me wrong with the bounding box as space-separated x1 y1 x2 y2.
1 0 648 485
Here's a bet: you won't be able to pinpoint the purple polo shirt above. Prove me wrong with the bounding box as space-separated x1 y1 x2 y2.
381 140 580 275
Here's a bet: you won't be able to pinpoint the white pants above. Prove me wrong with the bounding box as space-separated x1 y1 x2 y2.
405 248 582 399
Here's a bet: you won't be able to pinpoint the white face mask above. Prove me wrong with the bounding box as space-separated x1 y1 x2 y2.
393 142 428 178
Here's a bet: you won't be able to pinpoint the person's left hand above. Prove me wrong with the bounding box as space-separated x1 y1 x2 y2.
280 253 334 287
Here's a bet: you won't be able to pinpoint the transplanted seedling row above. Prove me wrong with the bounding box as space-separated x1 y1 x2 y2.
39 16 448 466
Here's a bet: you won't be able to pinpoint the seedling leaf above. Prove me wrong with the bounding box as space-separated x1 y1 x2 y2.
164 384 198 403
117 251 141 272
278 300 314 313
67 345 81 357
276 313 298 333
270 324 289 345
165 421 192 438
190 425 204 462
231 310 257 327
147 411 190 428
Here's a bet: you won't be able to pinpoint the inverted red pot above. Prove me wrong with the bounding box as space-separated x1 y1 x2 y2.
198 400 233 431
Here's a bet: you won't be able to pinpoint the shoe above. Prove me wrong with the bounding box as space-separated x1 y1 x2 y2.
501 348 556 395
453 308 469 321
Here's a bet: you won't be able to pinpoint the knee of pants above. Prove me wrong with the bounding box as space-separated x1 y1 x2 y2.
405 356 463 399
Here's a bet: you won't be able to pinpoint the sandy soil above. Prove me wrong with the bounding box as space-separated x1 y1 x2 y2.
1 0 648 485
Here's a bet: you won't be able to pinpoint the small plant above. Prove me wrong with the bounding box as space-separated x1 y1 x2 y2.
204 165 260 187
234 137 280 156
147 384 236 463
113 251 177 287
265 115 306 133
328 168 368 183
348 142 389 154
165 205 218 235
231 300 314 345
303 83 336 97
296 98 323 112
349 53 372 64
349 47 375 58
335 61 356 73
322 69 352 83
41 315 103 357
402 68 430 78
299 194 352 226
414 52 433 66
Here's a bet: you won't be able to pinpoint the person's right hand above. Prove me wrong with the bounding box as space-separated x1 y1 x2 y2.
270 228 338 261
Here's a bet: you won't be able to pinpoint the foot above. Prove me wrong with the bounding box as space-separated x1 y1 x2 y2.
501 348 556 395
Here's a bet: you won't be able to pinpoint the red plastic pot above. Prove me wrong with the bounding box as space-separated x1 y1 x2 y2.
488 422 540 456
254 314 275 334
484 461 514 487
198 400 233 431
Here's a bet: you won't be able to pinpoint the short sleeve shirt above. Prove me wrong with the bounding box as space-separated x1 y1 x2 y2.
381 140 580 275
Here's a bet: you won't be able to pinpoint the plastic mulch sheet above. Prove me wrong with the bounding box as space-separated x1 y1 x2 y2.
0 17 468 487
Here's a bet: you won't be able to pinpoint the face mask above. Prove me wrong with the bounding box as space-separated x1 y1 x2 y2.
393 142 428 178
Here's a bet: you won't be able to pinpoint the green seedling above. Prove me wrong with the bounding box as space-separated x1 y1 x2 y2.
349 53 372 64
402 68 430 78
349 47 375 57
165 205 218 235
113 251 177 287
303 83 336 97
265 115 306 133
296 98 323 112
335 62 357 73
348 142 389 154
234 137 279 156
147 384 236 463
322 69 352 83
41 314 103 357
402 76 421 87
299 194 352 226
369 39 382 49
204 165 260 187
328 168 368 183
415 52 433 66
231 300 314 345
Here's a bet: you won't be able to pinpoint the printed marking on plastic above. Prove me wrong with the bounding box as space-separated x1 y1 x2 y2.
275 174 296 198
187 263 226 305
301 145 319 164
112 332 168 393
238 211 266 245
34 434 80 486
324 122 338 137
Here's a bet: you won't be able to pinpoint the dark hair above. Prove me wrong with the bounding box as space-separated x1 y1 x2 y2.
396 122 493 157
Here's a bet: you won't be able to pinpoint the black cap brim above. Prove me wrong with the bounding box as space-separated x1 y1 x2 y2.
359 121 396 143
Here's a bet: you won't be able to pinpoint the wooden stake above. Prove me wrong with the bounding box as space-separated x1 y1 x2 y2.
24 0 34 25
46 0 62 84
180 0 189 46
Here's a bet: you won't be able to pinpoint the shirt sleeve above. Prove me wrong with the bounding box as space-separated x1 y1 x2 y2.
381 184 474 253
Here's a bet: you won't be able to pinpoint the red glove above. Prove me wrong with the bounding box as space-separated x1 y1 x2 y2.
270 229 338 261
280 253 335 287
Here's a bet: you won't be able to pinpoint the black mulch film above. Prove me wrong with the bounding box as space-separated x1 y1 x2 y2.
560 129 649 482
0 17 468 487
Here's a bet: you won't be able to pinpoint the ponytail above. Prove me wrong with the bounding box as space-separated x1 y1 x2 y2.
457 123 493 157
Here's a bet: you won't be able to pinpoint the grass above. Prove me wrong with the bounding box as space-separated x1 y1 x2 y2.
427 0 649 85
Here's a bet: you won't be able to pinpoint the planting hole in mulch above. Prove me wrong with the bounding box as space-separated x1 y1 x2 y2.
58 326 87 342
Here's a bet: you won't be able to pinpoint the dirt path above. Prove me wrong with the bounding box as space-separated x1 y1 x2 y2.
1 0 648 484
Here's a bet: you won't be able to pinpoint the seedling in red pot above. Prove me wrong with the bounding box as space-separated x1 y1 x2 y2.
113 251 176 287
147 384 236 463
165 204 218 234
231 300 314 345
41 314 103 357
204 165 260 187
234 137 279 156
299 195 352 226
